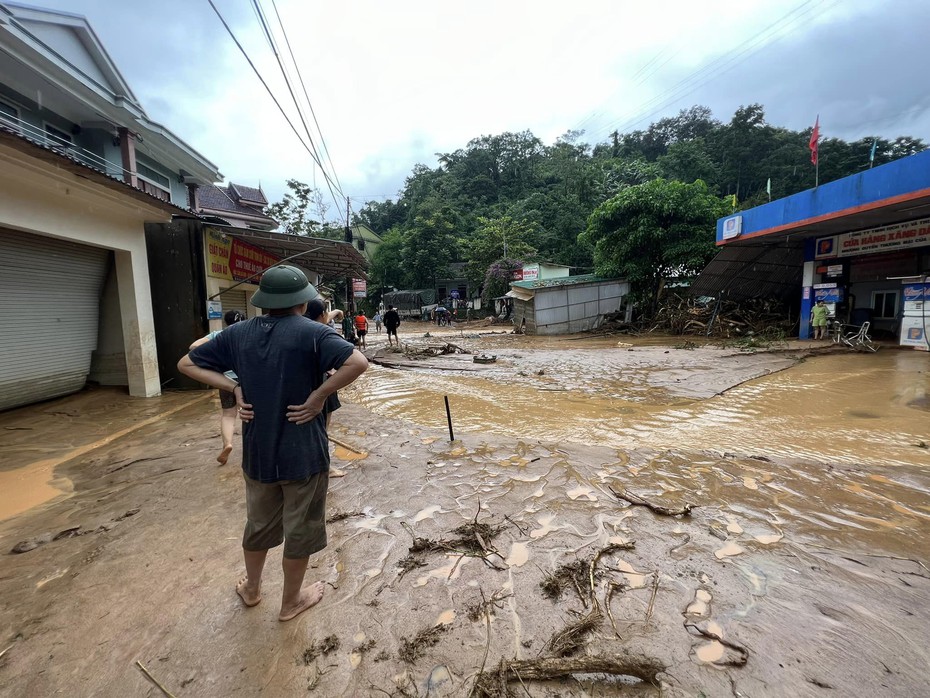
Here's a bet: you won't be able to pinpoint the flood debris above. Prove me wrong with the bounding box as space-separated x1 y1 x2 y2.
472 354 497 364
540 542 636 604
325 510 364 524
471 655 665 697
302 636 340 664
10 509 142 554
398 623 451 664
398 504 506 576
405 342 470 359
465 589 513 623
540 559 590 603
610 487 695 517
684 622 749 666
135 660 176 698
643 293 795 340
545 608 603 657
353 638 377 655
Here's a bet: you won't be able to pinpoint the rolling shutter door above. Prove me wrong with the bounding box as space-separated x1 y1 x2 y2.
0 228 109 411
217 287 249 316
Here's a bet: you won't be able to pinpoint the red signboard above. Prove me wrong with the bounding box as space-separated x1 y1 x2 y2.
229 238 280 282
352 278 367 298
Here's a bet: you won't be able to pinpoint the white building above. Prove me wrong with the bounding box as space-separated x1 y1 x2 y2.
0 2 222 410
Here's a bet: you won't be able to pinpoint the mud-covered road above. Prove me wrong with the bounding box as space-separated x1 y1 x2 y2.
0 327 928 697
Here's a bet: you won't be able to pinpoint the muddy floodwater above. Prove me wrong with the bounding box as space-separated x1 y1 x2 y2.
0 331 928 697
348 336 930 468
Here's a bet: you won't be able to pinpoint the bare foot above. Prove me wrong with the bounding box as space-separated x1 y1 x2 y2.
278 581 325 621
236 577 261 607
217 445 233 465
330 467 346 478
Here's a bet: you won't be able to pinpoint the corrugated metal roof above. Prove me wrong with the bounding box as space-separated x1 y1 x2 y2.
216 226 369 280
689 241 804 303
0 123 191 216
511 273 623 290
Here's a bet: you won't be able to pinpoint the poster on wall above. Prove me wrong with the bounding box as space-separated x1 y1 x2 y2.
207 300 223 320
206 230 280 281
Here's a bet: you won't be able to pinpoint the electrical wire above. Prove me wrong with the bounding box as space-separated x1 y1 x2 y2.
248 0 345 220
589 0 835 142
204 0 347 220
267 0 344 197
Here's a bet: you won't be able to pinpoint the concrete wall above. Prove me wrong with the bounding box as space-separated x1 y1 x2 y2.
0 140 171 397
22 22 113 91
89 254 129 385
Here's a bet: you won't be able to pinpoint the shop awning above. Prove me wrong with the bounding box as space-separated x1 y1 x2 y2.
216 227 368 281
689 240 805 304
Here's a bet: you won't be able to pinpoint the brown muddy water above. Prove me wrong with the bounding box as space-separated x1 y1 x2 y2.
347 341 930 468
1 334 929 696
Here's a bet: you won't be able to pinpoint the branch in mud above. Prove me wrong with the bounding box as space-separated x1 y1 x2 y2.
471 655 665 696
326 510 364 524
684 622 750 666
540 542 635 605
465 589 513 623
545 609 603 657
609 487 696 517
397 503 508 578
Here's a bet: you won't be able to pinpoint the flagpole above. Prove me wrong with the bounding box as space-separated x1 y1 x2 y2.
815 159 819 187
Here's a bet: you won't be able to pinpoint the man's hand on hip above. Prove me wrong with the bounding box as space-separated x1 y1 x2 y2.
286 392 327 425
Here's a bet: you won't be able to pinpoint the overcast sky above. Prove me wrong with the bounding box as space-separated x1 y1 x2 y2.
31 0 930 218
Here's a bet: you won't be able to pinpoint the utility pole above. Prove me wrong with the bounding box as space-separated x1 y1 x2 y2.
345 196 354 314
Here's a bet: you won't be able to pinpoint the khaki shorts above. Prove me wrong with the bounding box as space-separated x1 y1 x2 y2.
242 471 328 559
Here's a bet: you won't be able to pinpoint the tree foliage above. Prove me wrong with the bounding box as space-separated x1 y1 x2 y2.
358 104 924 299
462 216 538 287
265 179 341 239
581 179 730 311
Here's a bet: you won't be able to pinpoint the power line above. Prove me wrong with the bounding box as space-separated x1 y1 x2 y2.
267 0 344 197
248 0 345 219
204 0 346 219
589 0 835 143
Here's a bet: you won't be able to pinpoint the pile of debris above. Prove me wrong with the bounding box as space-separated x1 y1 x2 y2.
403 342 471 359
631 294 796 338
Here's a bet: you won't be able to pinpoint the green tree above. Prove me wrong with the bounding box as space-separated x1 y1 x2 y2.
265 179 340 237
581 178 730 312
658 138 720 186
402 195 459 288
462 216 538 287
368 227 408 290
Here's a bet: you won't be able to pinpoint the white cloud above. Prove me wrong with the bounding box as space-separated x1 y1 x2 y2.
29 0 929 214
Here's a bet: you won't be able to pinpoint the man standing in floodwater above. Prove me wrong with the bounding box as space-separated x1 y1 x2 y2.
178 265 368 621
384 304 400 347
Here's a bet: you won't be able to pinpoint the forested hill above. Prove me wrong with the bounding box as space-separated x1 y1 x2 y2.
354 104 925 297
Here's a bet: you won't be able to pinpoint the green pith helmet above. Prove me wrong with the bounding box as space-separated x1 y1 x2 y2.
250 265 320 309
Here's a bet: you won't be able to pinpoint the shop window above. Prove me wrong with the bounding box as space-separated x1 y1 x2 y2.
872 291 898 319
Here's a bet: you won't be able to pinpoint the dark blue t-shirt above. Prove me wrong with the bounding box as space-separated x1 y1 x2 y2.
189 314 354 483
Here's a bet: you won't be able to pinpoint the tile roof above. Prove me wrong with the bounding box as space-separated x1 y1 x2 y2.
0 122 190 216
229 182 267 206
197 184 275 224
